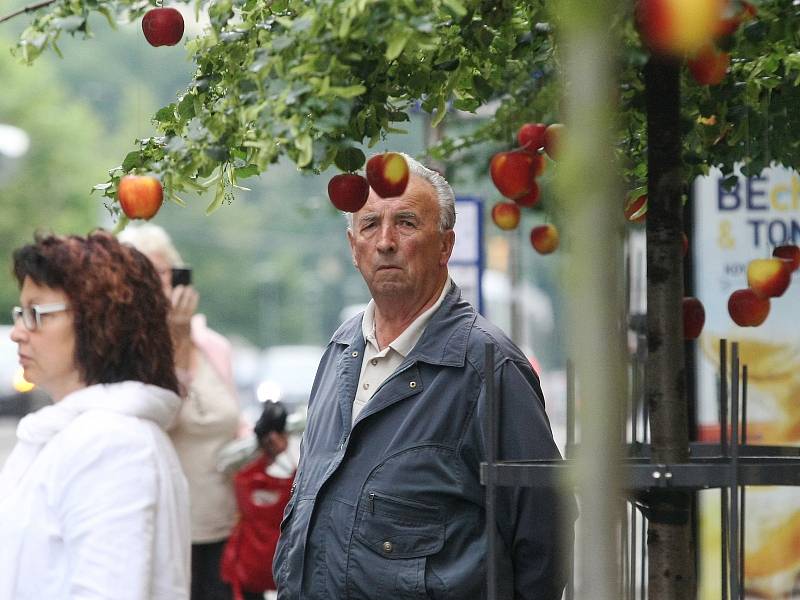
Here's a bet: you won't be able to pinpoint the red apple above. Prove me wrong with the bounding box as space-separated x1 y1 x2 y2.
688 45 730 86
773 244 800 272
490 151 535 200
543 124 564 161
635 0 725 56
747 258 793 298
728 288 770 327
515 181 541 208
682 296 706 339
328 173 369 212
715 0 757 37
530 224 559 254
624 193 648 223
491 202 521 231
142 7 184 47
517 123 548 153
530 152 546 177
118 175 163 220
365 152 409 198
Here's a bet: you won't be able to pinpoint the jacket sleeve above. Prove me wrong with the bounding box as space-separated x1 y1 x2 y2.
479 358 576 600
52 426 161 600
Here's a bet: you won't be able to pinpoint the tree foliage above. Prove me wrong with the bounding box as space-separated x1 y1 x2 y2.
5 0 800 216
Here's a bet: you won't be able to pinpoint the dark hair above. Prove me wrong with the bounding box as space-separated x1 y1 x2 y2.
254 401 288 438
12 230 179 394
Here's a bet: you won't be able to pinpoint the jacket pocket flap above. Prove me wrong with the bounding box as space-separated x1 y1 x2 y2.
356 493 445 558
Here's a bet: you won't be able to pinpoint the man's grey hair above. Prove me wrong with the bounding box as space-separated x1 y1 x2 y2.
117 222 184 267
345 153 456 232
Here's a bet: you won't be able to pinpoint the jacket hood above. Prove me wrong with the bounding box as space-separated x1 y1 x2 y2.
16 381 181 445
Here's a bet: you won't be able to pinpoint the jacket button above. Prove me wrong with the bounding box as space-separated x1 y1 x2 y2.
382 541 393 553
409 381 417 388
352 351 359 357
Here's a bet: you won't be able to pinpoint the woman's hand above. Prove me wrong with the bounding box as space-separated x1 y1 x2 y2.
169 284 198 370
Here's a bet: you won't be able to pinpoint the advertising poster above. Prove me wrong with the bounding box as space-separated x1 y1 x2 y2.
694 166 800 598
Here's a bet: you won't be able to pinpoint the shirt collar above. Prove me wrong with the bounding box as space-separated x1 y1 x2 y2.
362 278 453 358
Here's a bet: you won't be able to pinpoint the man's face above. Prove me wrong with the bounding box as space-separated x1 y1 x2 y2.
348 176 454 303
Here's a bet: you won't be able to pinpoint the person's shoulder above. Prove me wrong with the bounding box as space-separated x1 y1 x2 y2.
63 409 157 449
329 312 363 345
191 314 233 354
465 313 531 368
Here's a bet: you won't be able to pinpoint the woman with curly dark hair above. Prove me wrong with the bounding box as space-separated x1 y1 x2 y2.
0 230 190 600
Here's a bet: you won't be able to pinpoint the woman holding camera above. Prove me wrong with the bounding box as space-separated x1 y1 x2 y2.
0 231 190 599
120 223 243 600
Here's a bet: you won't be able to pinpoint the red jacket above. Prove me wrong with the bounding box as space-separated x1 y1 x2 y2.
221 454 294 599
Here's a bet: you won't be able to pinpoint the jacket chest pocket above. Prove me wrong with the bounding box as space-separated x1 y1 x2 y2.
347 492 444 600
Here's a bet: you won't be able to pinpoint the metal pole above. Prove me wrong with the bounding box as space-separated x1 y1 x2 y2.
720 339 729 600
485 343 498 600
729 344 740 599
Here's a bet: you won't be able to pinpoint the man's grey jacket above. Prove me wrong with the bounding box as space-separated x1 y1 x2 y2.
273 283 575 599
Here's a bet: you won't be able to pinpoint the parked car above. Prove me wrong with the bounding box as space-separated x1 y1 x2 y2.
239 344 325 425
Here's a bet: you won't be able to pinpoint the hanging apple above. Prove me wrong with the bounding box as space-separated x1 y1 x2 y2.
490 151 535 200
328 174 369 212
635 0 725 56
365 152 409 198
491 202 521 231
530 224 560 254
747 258 793 298
517 123 548 153
688 45 730 86
728 288 770 327
543 124 564 161
515 181 541 208
772 244 800 272
142 7 185 47
682 297 705 339
118 175 164 220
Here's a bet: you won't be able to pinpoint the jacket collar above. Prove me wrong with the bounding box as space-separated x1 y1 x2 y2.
330 282 475 368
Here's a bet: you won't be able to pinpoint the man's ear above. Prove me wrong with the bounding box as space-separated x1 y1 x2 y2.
347 229 359 268
439 229 455 267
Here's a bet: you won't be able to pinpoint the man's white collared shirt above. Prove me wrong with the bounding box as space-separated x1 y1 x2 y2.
352 279 452 424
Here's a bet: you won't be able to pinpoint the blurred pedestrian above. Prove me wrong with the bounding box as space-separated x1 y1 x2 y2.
273 154 576 599
0 231 190 600
221 401 293 600
120 223 243 600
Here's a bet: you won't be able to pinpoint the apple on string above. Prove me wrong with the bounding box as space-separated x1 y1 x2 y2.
142 6 184 47
118 175 164 220
728 288 770 327
365 152 409 199
530 224 559 255
491 202 521 231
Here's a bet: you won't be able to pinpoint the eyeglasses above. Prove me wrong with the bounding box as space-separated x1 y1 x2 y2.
11 303 70 331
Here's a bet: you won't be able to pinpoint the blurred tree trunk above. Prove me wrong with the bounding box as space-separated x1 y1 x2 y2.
644 55 696 599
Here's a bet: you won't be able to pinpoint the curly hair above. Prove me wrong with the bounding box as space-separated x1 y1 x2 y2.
12 230 179 394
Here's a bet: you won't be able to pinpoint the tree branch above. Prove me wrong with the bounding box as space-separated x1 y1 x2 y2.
0 0 58 24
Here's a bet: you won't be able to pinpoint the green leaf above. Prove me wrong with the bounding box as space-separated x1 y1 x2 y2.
121 151 142 171
385 30 411 61
334 147 366 172
234 164 260 178
206 181 226 215
328 84 367 99
441 0 467 17
52 16 86 33
295 133 313 167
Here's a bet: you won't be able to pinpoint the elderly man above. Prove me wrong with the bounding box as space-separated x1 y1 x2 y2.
273 155 574 599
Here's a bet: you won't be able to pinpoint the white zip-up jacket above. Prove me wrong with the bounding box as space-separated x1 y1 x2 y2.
0 381 190 600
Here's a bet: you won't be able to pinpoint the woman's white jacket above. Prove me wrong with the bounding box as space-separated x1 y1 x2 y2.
0 381 190 600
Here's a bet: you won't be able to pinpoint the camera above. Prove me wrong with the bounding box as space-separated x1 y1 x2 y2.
171 267 192 287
